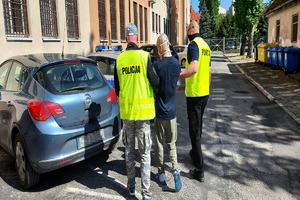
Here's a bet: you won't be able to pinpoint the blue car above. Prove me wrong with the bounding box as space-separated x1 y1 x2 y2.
0 54 121 189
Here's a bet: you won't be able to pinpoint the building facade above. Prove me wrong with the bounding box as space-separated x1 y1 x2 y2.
0 0 91 64
265 0 300 47
169 0 190 45
0 0 189 63
89 0 150 51
149 0 169 44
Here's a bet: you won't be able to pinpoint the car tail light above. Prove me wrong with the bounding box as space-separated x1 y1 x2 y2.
107 88 118 103
28 99 65 121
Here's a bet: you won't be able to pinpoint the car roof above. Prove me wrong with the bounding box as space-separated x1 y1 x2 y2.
4 53 91 68
87 51 121 59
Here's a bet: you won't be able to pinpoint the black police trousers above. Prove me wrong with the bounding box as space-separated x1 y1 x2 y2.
186 95 209 170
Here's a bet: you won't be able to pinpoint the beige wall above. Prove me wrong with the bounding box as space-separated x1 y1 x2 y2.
0 0 91 64
169 0 190 46
89 0 150 51
149 0 169 44
267 3 300 47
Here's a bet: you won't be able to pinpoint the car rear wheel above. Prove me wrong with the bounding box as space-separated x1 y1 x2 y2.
181 59 186 68
14 133 40 189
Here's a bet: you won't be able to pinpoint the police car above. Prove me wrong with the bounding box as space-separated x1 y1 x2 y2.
87 45 123 88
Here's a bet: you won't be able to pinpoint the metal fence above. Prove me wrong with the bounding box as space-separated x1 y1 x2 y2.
204 37 241 53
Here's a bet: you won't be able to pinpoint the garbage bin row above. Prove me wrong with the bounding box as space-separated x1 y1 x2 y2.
255 43 300 74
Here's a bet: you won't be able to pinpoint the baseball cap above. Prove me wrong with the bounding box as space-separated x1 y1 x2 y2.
126 23 138 36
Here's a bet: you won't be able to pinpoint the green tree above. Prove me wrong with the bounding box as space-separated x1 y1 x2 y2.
199 1 213 39
217 12 236 38
198 0 220 38
234 0 264 57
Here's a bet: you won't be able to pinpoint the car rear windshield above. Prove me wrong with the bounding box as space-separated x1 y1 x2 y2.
34 61 105 94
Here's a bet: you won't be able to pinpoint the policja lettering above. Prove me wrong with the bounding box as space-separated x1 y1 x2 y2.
202 48 211 56
122 65 141 75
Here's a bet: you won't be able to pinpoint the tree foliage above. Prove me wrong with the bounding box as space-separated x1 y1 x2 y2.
199 1 213 39
198 0 220 38
217 12 236 38
233 0 264 57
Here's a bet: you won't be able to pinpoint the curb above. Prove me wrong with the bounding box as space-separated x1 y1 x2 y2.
233 63 300 126
234 64 275 102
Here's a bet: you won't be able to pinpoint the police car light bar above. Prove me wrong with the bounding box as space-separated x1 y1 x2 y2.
95 45 123 52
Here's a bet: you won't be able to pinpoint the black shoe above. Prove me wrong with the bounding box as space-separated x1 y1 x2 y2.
189 169 204 182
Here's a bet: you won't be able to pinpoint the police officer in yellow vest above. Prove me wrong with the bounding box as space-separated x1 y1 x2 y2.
179 20 211 183
114 23 159 200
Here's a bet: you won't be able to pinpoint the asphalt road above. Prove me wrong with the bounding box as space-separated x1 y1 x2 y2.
0 52 299 200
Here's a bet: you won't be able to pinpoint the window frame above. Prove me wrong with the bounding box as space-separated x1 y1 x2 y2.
2 0 30 37
110 0 117 41
65 0 79 40
40 0 58 38
144 7 147 43
119 0 125 41
292 14 298 43
276 20 280 43
139 5 143 42
98 0 107 41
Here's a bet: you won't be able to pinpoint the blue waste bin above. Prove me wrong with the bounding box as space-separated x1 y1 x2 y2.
271 46 279 67
266 46 273 65
277 46 286 68
284 47 300 72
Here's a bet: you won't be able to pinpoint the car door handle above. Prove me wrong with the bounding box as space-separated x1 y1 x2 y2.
7 101 13 107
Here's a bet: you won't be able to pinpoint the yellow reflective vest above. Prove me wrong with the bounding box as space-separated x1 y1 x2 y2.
117 50 155 120
185 37 211 97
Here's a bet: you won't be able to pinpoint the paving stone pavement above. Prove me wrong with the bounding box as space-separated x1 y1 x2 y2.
224 53 300 125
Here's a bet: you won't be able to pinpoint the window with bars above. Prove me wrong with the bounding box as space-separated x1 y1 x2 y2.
2 0 29 37
40 0 58 38
156 13 158 33
159 15 161 33
98 0 106 40
152 12 154 32
139 5 143 42
65 0 79 39
119 0 125 40
276 20 280 43
110 0 117 40
128 0 131 22
144 7 147 42
164 18 165 33
133 2 137 27
292 14 298 42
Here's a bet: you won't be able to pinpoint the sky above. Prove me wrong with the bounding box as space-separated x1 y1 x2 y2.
190 0 270 13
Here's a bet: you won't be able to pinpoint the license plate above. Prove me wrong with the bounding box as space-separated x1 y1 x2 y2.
77 129 105 149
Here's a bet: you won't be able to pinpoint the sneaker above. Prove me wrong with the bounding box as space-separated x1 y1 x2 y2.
127 186 135 196
143 196 150 200
189 169 204 182
174 170 182 192
155 173 167 185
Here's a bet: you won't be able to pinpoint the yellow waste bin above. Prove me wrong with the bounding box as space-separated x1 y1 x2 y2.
257 43 276 63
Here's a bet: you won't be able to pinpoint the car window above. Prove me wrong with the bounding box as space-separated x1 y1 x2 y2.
0 61 12 89
175 47 184 53
6 62 23 91
34 61 105 94
94 57 109 75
